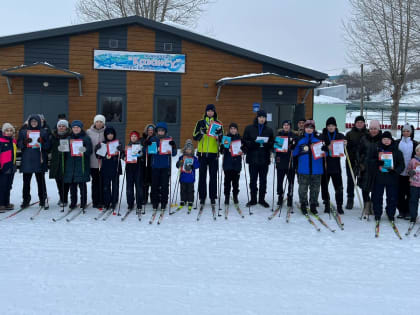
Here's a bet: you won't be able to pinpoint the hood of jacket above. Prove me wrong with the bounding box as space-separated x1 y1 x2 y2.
27 115 42 130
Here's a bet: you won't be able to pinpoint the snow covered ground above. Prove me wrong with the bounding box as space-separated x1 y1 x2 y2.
0 156 419 315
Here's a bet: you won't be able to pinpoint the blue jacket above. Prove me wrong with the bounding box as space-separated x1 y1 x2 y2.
293 133 324 175
149 136 177 169
177 155 200 183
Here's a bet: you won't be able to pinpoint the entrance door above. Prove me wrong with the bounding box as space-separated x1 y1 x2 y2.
278 104 295 130
98 93 127 146
154 95 181 145
262 103 296 132
24 94 68 127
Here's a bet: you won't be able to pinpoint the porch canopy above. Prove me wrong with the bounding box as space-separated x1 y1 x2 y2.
1 62 84 96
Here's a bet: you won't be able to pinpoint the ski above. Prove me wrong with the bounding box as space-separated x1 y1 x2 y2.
121 208 134 221
286 206 292 223
137 209 142 221
169 205 184 215
94 208 110 220
149 209 158 224
52 204 79 222
406 222 416 236
414 225 420 237
330 203 344 230
0 201 40 221
102 207 115 221
197 205 204 221
390 220 402 240
30 206 45 220
187 205 192 214
233 203 245 218
211 204 217 220
304 213 321 231
375 220 380 238
157 209 165 225
310 211 336 233
268 205 282 220
224 204 229 220
66 203 90 222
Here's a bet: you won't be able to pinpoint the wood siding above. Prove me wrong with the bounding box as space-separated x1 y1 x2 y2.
297 88 314 119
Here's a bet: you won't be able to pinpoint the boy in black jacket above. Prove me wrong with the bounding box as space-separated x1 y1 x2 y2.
125 131 144 213
320 117 345 214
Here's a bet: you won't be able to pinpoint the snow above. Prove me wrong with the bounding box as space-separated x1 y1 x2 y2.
216 73 318 85
314 95 348 104
369 79 420 106
0 157 419 315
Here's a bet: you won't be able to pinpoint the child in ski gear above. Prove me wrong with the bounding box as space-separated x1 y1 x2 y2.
275 120 297 208
95 127 122 210
407 144 420 223
17 114 50 208
49 119 71 207
371 131 405 221
396 124 418 219
64 120 92 209
193 104 223 206
144 122 177 210
176 139 200 209
243 110 274 208
141 124 155 205
220 123 242 206
125 131 144 212
86 114 106 209
320 117 345 214
0 123 17 211
293 120 323 215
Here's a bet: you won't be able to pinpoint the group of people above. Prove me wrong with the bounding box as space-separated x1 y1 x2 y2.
0 104 419 225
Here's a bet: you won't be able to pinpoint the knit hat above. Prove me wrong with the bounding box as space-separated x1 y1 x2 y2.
104 126 117 138
2 123 15 133
71 120 83 129
183 139 194 153
57 113 66 120
282 120 292 127
354 115 365 124
298 118 306 123
57 119 69 129
229 122 238 130
326 117 337 127
402 123 412 132
93 114 106 124
129 131 140 139
257 109 267 118
381 131 393 140
369 120 381 130
156 122 168 133
205 104 216 112
304 120 315 129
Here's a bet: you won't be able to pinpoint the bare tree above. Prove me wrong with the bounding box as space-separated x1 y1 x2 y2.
76 0 211 26
344 0 420 129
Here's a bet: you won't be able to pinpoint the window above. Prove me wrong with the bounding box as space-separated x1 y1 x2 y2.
109 39 119 49
163 43 173 52
100 96 123 122
155 96 178 124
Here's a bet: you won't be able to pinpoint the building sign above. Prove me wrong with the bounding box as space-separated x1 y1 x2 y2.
253 102 260 112
93 50 186 73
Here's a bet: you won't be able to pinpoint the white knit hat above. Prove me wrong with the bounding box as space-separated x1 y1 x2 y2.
402 123 412 132
57 119 69 128
93 114 106 124
2 123 15 133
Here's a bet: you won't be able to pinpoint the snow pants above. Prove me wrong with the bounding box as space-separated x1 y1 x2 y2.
180 182 194 204
397 175 411 217
126 169 143 209
276 165 295 206
249 164 269 202
409 186 420 222
372 182 398 221
70 182 87 208
198 154 218 203
298 174 321 208
90 168 103 207
0 172 13 206
224 169 240 204
22 172 47 206
151 168 170 209
55 178 70 204
321 172 343 207
102 175 119 208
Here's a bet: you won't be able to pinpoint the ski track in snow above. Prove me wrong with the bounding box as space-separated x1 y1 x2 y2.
0 157 419 315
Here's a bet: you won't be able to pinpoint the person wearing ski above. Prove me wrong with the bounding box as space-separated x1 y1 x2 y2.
243 110 274 208
95 127 122 210
345 115 368 209
371 131 405 221
17 114 50 208
49 119 71 207
0 123 17 211
407 144 420 223
141 124 155 205
193 104 223 206
358 120 382 215
144 122 177 210
275 120 298 208
395 124 418 219
64 120 92 210
320 117 345 214
125 131 144 212
292 120 323 215
86 114 106 209
176 139 200 208
220 123 243 206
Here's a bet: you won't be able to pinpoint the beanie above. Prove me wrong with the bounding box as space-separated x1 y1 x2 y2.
229 122 238 130
57 119 69 129
282 120 292 127
2 123 15 133
402 123 412 132
129 131 140 139
156 122 168 132
354 115 365 124
298 118 306 123
183 139 194 153
71 120 83 129
326 117 337 127
205 104 216 112
381 131 393 140
257 109 267 118
93 114 106 124
369 120 381 130
304 120 315 129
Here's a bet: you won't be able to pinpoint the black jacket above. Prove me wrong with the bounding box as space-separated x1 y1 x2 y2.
321 128 345 174
345 126 368 163
220 133 242 172
359 131 382 192
274 129 298 170
243 118 274 165
374 141 405 185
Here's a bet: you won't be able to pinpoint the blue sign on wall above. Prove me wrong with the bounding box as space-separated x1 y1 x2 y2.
94 50 186 73
253 103 260 112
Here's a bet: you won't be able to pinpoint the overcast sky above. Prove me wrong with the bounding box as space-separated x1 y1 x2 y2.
0 0 354 76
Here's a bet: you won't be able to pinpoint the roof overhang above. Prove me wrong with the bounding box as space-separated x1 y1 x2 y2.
1 62 84 95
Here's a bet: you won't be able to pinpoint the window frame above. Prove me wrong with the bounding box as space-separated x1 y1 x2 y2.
97 92 127 125
153 95 180 126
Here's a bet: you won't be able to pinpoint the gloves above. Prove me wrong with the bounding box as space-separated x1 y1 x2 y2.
200 127 207 135
23 138 32 146
58 145 67 152
37 137 43 144
240 145 247 154
120 151 126 160
79 146 87 153
289 139 297 150
216 128 223 135
321 145 329 152
219 144 225 154
144 139 152 146
408 170 416 177
117 144 123 151
95 143 102 151
378 160 385 166
184 164 192 172
169 140 175 146
176 160 183 168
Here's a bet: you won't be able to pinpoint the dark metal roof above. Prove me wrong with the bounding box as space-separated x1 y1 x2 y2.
0 16 328 80
1 62 84 79
216 72 319 87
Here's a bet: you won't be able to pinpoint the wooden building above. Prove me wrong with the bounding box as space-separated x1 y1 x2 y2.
0 16 327 145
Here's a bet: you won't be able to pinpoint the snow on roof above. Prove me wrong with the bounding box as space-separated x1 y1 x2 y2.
314 95 348 104
216 73 319 85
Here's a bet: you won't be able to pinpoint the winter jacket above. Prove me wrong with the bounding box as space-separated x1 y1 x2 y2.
293 132 324 175
63 130 92 183
193 111 223 155
374 141 405 186
49 128 71 180
358 131 382 192
407 157 420 187
320 128 345 174
274 129 298 170
220 133 242 172
125 140 145 175
345 126 368 163
149 135 177 169
0 135 16 174
243 118 274 165
395 136 418 176
176 154 200 183
86 124 105 169
17 115 51 173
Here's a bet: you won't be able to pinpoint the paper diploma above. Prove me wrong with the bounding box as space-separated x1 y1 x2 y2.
27 130 40 148
59 139 70 152
230 140 242 156
331 140 345 157
70 139 84 157
311 142 325 160
256 136 268 143
159 138 172 155
207 122 222 138
107 140 120 156
379 152 393 172
126 146 137 163
131 144 142 156
96 143 107 157
274 136 288 152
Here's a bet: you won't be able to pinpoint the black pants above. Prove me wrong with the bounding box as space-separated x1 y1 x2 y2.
103 175 119 208
346 161 355 200
249 164 269 201
70 182 87 208
321 172 343 207
22 172 47 205
143 164 153 204
55 178 70 204
397 175 411 216
151 168 170 209
409 186 420 221
198 154 218 203
90 168 103 207
224 169 240 204
126 169 143 208
372 182 398 220
0 172 13 206
276 166 295 205
180 182 194 204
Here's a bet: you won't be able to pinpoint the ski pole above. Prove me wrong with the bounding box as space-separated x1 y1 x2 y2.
117 162 126 216
344 147 363 217
114 151 122 215
218 160 223 211
61 151 65 212
242 155 252 215
271 154 276 212
170 169 181 208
